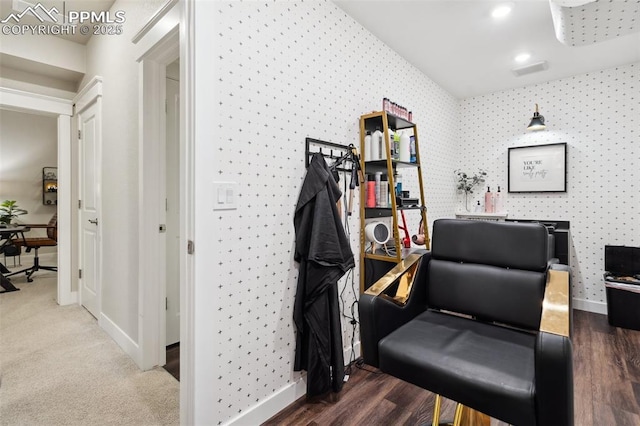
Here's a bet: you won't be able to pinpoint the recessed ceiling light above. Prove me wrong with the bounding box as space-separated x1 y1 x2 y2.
515 53 531 63
492 4 512 19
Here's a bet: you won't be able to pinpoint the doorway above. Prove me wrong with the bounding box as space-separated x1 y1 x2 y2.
137 26 184 372
134 1 195 420
0 89 73 305
75 82 103 319
163 59 181 380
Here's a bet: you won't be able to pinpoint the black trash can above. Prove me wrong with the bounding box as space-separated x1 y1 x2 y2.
604 245 640 331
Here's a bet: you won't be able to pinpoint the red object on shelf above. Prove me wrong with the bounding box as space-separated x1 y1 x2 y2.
366 180 376 208
398 209 411 248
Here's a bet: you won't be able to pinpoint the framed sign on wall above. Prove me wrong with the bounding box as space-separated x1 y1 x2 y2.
508 143 567 193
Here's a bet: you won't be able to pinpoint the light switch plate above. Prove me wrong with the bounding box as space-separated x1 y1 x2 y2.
213 182 238 210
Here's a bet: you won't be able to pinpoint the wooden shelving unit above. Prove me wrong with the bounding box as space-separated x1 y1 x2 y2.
42 167 57 206
358 111 430 292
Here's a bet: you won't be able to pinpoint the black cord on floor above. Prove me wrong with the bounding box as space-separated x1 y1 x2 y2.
345 356 381 376
355 358 380 374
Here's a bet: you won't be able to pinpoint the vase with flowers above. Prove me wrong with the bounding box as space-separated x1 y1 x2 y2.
455 169 487 212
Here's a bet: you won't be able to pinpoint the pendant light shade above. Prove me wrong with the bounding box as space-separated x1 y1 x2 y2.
527 103 546 131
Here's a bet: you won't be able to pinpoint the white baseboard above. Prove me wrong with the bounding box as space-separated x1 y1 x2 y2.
224 341 362 426
58 290 78 305
99 312 141 367
573 297 608 315
224 371 307 426
343 341 361 371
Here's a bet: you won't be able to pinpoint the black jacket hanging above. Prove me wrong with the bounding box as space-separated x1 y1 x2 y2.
293 153 355 397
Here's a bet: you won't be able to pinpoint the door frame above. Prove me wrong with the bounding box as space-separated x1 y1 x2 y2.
138 29 179 370
0 88 74 305
164 73 181 346
134 0 195 423
73 77 103 320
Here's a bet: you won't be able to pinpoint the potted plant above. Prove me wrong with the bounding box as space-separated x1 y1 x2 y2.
0 200 28 226
455 169 487 211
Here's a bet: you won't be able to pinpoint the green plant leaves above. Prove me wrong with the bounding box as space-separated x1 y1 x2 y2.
454 169 487 195
0 200 28 224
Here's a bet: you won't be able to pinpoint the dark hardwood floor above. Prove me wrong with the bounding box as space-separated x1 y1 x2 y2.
264 310 640 426
164 343 180 381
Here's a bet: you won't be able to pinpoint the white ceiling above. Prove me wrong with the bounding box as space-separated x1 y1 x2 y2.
333 0 640 99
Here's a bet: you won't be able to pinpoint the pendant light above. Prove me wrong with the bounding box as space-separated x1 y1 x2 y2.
527 103 546 131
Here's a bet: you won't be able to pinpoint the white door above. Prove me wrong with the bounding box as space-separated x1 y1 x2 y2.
165 76 180 345
78 101 101 319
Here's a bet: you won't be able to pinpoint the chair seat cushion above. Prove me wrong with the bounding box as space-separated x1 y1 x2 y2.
379 310 537 426
13 238 57 248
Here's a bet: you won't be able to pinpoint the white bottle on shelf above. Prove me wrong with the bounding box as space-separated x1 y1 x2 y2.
375 172 382 206
364 131 372 161
380 129 391 160
371 128 382 160
379 174 389 207
399 131 411 162
494 186 503 213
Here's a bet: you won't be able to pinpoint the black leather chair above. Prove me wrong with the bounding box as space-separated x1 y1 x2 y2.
359 219 573 426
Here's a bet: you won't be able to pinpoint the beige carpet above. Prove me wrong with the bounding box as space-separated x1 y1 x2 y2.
0 267 179 426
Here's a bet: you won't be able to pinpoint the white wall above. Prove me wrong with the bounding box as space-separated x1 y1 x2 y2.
0 109 58 233
0 67 78 98
80 0 166 346
458 63 640 313
0 34 86 75
0 32 86 98
195 1 460 424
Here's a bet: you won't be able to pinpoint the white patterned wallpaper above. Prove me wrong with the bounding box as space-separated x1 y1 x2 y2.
458 63 639 309
550 0 640 46
213 1 459 423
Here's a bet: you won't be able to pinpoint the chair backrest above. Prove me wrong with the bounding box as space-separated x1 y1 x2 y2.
47 214 58 242
428 219 549 331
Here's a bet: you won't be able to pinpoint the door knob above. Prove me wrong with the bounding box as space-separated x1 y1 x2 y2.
88 218 98 225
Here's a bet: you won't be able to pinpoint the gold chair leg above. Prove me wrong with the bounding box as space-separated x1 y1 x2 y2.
453 403 464 426
458 404 492 426
433 397 491 426
432 394 442 426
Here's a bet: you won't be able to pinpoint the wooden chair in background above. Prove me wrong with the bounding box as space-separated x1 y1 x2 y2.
7 214 58 283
